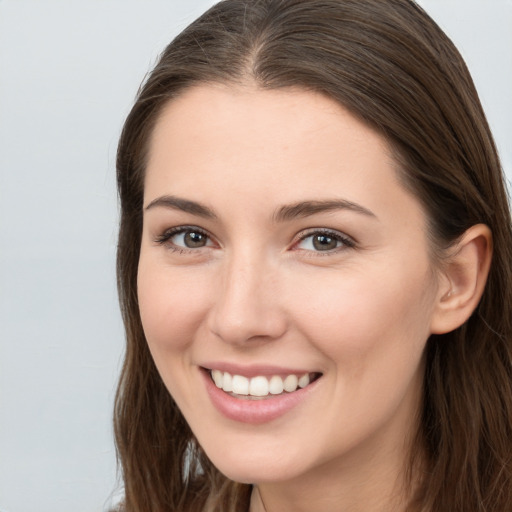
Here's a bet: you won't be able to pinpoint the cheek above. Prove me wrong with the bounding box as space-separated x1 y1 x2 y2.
137 259 211 354
290 265 436 372
137 260 215 412
287 267 435 450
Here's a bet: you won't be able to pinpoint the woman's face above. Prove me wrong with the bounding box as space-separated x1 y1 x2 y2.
138 85 441 486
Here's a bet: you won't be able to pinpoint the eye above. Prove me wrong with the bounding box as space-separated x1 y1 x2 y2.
155 226 214 250
174 230 209 248
294 229 354 253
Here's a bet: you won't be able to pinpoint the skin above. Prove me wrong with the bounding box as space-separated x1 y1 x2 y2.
137 85 449 512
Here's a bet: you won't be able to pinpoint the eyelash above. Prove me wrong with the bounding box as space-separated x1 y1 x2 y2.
154 226 356 255
292 228 356 255
154 226 214 253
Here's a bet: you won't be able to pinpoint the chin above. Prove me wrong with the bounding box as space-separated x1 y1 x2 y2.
200 436 311 485
213 459 301 485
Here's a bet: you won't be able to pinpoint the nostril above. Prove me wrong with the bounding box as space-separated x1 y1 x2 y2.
207 307 288 346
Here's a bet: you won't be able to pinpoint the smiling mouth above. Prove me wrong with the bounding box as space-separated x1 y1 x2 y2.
208 369 322 400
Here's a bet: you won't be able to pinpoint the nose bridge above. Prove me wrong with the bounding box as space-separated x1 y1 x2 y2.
208 246 286 345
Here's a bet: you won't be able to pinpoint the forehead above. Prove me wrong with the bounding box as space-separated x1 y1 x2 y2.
144 84 424 229
149 84 388 155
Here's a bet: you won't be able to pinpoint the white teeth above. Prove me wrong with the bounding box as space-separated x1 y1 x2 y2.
283 374 298 392
249 376 269 397
212 369 223 388
223 372 233 392
231 375 249 395
298 373 310 388
210 370 315 397
269 375 284 395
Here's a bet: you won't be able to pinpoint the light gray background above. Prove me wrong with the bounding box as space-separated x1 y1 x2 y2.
0 1 510 511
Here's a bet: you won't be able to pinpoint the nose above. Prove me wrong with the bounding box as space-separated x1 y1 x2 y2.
207 251 288 346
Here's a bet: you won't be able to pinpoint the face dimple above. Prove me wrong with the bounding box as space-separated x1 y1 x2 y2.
137 84 440 493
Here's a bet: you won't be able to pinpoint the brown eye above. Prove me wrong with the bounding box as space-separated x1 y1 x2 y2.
183 231 208 248
295 229 354 254
312 234 338 251
155 227 214 250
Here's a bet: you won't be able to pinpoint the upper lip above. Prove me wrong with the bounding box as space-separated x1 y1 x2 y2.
200 362 321 378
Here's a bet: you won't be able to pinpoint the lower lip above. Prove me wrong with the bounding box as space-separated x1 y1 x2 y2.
201 369 320 424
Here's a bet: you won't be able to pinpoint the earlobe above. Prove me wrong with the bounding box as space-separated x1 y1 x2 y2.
430 224 492 335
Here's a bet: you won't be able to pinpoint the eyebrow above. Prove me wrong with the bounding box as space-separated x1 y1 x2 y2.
144 195 376 222
273 199 377 222
144 195 217 219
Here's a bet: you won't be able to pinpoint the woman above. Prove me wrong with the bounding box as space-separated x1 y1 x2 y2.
113 0 512 510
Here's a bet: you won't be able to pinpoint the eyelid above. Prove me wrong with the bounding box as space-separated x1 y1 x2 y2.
291 228 356 253
154 225 216 251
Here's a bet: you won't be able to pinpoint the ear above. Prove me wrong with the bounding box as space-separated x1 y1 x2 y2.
430 224 492 335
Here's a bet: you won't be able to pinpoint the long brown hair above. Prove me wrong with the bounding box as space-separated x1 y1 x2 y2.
114 1 512 510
